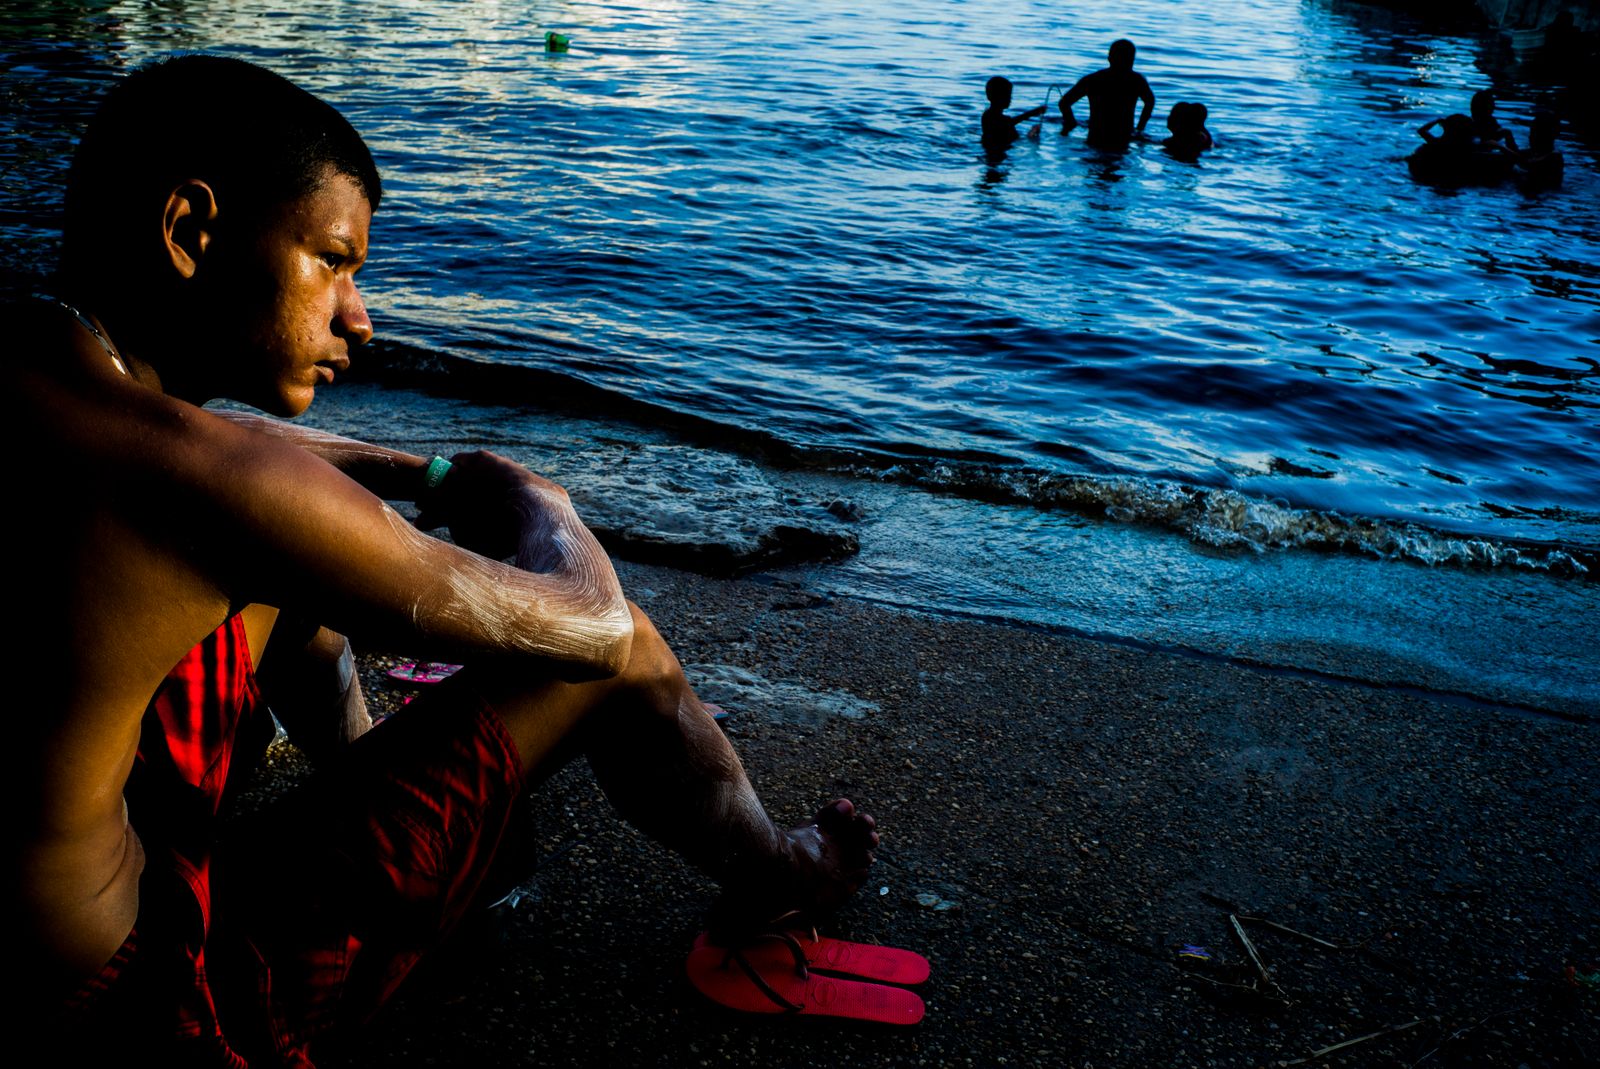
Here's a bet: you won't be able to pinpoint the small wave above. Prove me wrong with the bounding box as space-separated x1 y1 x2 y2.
357 338 1594 579
858 460 1595 577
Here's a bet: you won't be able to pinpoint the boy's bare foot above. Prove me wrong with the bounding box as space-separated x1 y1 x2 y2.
712 798 878 937
790 798 878 912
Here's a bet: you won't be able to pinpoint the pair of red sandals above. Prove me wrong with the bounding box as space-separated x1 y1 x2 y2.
686 921 929 1025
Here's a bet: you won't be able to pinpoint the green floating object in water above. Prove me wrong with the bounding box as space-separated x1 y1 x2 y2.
545 31 570 53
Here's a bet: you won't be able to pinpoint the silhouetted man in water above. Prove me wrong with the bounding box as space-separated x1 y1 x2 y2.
1060 38 1155 150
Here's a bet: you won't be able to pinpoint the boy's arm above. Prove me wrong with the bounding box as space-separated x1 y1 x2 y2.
9 337 626 993
1010 105 1047 128
1136 77 1155 134
115 400 635 677
210 413 622 649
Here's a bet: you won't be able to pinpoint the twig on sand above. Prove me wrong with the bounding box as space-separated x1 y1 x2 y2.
1200 893 1376 951
1277 1017 1431 1067
1407 1005 1530 1068
1238 916 1345 951
1229 914 1286 1001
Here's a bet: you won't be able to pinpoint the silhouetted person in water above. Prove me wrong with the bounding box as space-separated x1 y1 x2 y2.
1469 89 1516 151
982 76 1046 158
1512 109 1564 191
1410 112 1474 184
1059 39 1154 150
1163 101 1212 158
1410 112 1512 186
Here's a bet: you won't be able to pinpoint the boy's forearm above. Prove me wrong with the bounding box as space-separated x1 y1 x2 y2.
508 487 634 676
216 418 631 675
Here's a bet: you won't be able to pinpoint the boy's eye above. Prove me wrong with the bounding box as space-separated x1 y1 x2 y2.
320 252 345 270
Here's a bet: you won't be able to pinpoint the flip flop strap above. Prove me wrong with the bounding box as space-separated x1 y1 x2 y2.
723 933 809 1013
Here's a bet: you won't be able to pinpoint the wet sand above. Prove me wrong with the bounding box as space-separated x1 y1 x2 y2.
255 560 1596 1068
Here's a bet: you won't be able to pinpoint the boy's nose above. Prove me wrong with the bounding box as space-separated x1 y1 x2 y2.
336 283 374 346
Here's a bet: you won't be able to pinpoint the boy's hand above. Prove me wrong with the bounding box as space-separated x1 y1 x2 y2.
416 450 572 563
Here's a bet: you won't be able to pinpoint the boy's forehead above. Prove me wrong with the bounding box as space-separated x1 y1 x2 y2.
266 170 372 246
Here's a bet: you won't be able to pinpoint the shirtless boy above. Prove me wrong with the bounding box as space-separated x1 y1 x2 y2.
981 75 1047 157
6 54 876 1064
1059 38 1156 149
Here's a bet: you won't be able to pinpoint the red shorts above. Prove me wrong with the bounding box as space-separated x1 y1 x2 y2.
60 682 526 1067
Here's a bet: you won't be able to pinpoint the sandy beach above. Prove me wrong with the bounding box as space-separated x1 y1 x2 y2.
232 559 1598 1069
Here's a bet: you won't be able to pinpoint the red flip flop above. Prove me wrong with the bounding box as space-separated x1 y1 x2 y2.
686 942 925 1024
692 929 929 986
385 661 463 685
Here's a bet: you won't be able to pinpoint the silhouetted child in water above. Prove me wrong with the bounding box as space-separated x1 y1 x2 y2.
1469 89 1516 151
1163 101 1213 157
1513 109 1564 191
982 76 1046 157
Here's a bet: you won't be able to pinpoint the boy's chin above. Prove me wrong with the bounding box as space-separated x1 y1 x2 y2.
276 388 316 418
241 384 315 419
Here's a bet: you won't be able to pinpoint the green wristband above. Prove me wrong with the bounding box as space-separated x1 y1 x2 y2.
423 455 453 490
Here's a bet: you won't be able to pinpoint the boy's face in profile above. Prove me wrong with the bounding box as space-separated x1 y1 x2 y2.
208 168 374 417
988 80 1012 109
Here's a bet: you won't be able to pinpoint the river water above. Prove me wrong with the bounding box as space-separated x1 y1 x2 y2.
2 0 1596 715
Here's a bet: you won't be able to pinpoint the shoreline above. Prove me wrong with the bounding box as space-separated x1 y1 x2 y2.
246 559 1596 1068
295 384 1600 721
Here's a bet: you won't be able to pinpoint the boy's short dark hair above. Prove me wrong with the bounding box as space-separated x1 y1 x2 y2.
63 54 381 279
985 76 1013 104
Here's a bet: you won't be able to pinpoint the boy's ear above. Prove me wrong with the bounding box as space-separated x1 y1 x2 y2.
161 180 220 280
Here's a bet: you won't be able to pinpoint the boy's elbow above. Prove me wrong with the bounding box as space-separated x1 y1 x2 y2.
545 601 633 682
599 608 636 678
588 595 638 678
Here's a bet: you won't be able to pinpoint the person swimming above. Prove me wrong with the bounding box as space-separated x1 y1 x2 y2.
1409 112 1512 187
1512 109 1564 192
1469 89 1516 152
1162 101 1213 157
